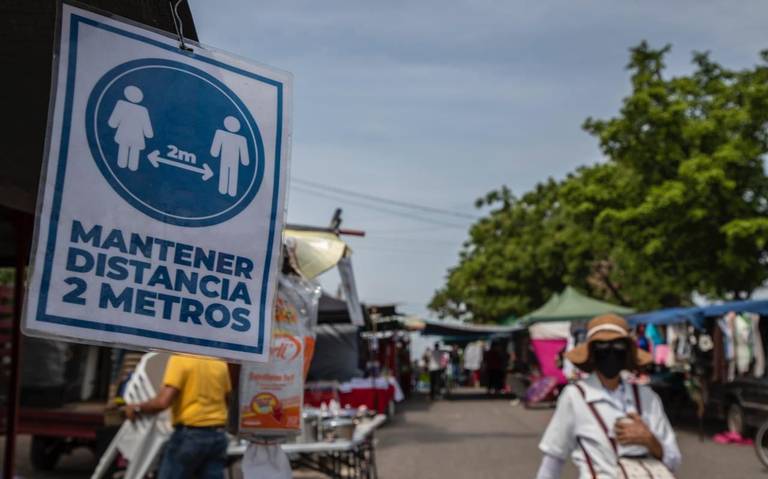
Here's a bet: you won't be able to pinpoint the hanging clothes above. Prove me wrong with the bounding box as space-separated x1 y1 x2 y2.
681 326 689 362
719 314 736 381
654 344 670 365
646 324 665 346
751 314 765 378
562 334 577 380
711 325 726 383
733 313 754 376
665 326 678 368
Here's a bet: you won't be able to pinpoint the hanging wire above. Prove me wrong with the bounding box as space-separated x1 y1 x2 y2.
169 0 193 52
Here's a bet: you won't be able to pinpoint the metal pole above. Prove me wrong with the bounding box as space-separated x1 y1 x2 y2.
284 223 366 237
3 212 31 478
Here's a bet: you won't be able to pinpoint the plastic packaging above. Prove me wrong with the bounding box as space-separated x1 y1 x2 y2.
241 443 292 479
238 274 320 439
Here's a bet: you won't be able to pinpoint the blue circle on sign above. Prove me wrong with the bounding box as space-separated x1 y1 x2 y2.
85 58 265 227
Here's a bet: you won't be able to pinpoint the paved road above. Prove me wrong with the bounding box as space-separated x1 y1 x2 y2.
375 389 764 479
3 390 765 478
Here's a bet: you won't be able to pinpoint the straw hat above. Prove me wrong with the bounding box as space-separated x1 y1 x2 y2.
565 313 652 372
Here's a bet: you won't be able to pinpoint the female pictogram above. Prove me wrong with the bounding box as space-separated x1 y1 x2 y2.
107 85 154 171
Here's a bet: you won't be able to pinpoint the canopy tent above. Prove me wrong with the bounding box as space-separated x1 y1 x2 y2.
700 299 768 319
418 318 522 340
522 287 633 386
629 299 768 330
523 286 635 324
528 321 572 340
627 307 701 328
318 293 371 325
307 323 363 382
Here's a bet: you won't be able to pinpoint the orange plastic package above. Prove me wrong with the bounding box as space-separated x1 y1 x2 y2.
238 274 320 439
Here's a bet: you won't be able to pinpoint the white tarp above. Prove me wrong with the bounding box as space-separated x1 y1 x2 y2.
528 320 572 340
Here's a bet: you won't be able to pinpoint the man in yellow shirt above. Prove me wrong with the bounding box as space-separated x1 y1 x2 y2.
125 354 231 479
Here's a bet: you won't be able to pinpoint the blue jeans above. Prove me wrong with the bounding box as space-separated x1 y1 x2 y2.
158 427 228 479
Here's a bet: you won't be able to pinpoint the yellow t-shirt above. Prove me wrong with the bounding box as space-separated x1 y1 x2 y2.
163 355 231 427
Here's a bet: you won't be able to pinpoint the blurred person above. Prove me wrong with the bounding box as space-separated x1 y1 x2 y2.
449 344 462 387
536 315 680 479
124 354 232 479
427 342 445 400
463 341 483 387
505 346 517 395
484 342 506 394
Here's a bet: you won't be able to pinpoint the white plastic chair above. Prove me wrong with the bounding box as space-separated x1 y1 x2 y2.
91 352 172 479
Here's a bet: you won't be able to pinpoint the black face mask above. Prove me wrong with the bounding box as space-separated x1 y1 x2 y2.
592 341 628 379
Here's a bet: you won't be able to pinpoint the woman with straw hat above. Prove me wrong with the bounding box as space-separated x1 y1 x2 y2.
535 314 681 479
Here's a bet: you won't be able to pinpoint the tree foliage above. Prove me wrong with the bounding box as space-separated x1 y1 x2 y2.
430 43 768 321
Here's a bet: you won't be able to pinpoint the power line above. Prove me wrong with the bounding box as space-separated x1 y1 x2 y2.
350 245 455 257
359 235 464 246
291 185 467 229
292 177 479 220
364 225 464 234
291 185 469 229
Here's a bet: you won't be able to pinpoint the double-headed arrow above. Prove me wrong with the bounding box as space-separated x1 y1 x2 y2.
147 150 214 181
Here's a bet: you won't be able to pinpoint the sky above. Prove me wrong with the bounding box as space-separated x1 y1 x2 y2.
188 0 767 318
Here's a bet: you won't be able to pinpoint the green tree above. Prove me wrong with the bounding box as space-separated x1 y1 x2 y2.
428 182 569 322
431 43 768 321
585 43 768 303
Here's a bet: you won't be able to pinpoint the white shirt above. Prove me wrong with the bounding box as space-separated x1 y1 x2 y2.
538 373 681 478
428 349 443 372
463 342 483 371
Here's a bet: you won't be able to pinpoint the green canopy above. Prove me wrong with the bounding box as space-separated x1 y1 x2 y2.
523 286 634 324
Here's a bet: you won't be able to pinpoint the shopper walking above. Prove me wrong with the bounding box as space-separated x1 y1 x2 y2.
427 342 445 400
536 314 681 478
463 341 483 387
124 354 232 479
484 342 506 394
449 344 462 387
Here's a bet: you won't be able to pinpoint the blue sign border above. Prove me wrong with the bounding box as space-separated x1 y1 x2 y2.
85 58 266 227
35 12 286 355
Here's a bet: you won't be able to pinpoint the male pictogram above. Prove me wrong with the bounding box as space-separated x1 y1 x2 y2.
210 116 250 197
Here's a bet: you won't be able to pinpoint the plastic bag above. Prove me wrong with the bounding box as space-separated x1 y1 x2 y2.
241 443 292 479
238 274 320 439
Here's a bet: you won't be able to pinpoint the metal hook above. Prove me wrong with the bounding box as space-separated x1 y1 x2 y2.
169 0 193 52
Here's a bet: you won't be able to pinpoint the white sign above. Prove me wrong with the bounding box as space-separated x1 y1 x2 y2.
23 4 292 362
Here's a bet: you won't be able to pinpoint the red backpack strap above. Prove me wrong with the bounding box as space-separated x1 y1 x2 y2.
632 383 642 416
577 437 597 479
574 383 616 452
574 383 629 479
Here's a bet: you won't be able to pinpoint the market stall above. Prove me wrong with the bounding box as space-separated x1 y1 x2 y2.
305 305 411 414
628 300 768 434
92 224 388 478
416 318 523 394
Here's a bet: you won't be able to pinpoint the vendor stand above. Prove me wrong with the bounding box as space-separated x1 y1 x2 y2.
227 413 386 479
628 300 768 434
91 223 390 478
518 286 635 405
417 318 522 395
